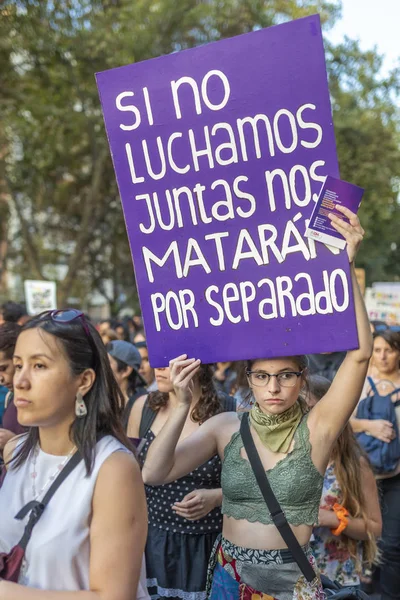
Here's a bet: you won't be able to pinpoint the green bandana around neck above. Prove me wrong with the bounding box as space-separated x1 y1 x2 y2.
249 401 303 453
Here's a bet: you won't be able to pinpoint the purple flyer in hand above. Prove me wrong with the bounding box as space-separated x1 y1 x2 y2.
305 176 364 249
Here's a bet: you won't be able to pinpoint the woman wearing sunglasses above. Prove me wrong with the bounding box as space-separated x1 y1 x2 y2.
0 310 148 599
141 207 373 599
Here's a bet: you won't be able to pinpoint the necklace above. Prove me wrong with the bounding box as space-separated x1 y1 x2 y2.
20 444 77 583
30 444 77 501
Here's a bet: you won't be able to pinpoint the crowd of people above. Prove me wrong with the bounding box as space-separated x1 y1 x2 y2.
0 210 399 599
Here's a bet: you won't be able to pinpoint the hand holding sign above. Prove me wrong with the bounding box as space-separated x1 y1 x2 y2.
170 355 201 406
329 206 365 264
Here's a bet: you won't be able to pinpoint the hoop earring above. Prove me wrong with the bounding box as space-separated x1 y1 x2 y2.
75 392 87 418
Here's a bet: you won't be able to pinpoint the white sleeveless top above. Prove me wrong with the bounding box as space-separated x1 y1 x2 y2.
0 435 149 598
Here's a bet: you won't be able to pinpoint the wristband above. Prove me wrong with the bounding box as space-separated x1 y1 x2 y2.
331 502 349 536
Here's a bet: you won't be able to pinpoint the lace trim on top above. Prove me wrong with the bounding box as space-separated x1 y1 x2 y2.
221 413 323 526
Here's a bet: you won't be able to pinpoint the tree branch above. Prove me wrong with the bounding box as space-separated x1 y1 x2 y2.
58 148 109 304
5 180 44 280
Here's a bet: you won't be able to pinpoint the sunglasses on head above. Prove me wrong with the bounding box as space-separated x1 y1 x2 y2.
37 309 91 338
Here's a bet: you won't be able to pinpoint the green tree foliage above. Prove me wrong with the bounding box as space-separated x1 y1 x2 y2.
327 38 400 283
0 0 399 310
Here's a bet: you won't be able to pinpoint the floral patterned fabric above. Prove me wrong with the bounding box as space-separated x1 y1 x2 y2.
207 538 324 600
310 463 362 586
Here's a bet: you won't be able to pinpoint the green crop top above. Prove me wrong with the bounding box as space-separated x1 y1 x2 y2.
221 413 323 526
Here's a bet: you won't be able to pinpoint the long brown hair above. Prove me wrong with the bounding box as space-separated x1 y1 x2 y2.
148 363 221 423
308 375 379 568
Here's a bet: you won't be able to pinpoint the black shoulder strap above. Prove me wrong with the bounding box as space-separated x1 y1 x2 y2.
139 396 157 438
240 413 316 583
122 396 136 431
14 450 83 550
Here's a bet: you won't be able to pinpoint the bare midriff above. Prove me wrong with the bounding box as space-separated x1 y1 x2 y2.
222 515 312 550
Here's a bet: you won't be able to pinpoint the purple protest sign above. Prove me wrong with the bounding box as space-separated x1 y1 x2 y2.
96 14 359 367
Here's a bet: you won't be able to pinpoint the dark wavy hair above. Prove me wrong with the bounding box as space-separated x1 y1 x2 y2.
11 312 132 474
148 363 221 423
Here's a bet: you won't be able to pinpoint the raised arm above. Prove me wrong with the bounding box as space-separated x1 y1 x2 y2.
142 355 234 485
308 207 373 446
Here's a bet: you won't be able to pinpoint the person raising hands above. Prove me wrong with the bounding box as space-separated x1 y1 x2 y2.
142 207 373 598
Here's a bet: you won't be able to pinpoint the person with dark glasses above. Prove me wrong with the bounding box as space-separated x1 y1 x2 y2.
0 309 149 598
141 208 373 599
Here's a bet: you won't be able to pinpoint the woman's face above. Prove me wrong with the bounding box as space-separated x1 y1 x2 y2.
154 365 202 396
0 351 15 390
138 347 154 386
154 366 174 394
115 326 125 341
373 336 400 376
12 328 92 428
248 357 304 415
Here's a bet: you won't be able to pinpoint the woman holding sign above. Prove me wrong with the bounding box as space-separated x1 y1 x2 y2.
141 206 372 599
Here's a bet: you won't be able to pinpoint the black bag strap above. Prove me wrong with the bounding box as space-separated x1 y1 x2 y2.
139 396 157 438
240 413 316 583
14 449 83 550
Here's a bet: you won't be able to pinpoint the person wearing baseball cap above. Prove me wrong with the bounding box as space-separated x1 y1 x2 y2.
106 340 147 428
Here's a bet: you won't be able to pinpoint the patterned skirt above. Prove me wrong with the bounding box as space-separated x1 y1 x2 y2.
207 537 324 600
